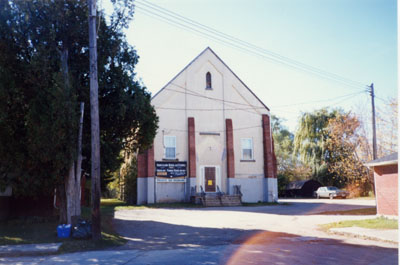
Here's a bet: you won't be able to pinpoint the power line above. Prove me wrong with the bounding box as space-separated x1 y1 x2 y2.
272 91 364 108
134 0 368 91
166 85 264 109
156 106 262 111
135 0 365 89
164 84 365 110
137 0 367 89
160 124 263 133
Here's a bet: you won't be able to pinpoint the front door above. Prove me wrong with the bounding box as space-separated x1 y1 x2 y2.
204 167 216 192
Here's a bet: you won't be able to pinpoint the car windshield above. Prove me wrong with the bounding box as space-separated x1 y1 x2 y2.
327 187 339 191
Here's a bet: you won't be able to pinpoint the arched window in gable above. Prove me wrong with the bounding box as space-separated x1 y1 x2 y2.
206 72 212 89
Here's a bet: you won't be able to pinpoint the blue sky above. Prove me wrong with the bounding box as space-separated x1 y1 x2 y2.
112 0 397 131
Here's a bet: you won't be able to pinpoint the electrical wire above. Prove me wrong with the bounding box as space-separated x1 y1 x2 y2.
134 0 368 91
137 0 366 89
164 84 365 110
160 124 263 133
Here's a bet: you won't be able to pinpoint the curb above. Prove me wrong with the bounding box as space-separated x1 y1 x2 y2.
328 228 398 245
0 243 62 257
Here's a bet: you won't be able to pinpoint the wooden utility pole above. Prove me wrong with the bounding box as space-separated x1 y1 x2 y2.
88 0 101 240
368 83 377 160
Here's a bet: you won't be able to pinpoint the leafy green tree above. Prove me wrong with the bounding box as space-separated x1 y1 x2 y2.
272 116 311 195
0 0 158 221
293 109 338 185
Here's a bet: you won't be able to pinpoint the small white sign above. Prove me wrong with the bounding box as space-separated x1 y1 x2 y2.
156 178 186 183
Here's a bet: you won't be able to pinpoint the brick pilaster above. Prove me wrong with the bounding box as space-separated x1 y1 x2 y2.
137 152 147 178
146 145 155 178
188 117 196 178
226 119 235 178
262 114 274 178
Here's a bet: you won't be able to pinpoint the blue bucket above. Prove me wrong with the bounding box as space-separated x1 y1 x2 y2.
57 224 71 238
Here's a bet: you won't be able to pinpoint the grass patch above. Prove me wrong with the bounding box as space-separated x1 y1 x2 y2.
0 218 59 245
318 207 377 216
320 217 398 232
352 196 375 200
0 198 127 253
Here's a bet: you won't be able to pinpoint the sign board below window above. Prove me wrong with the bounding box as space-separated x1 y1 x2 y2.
155 161 187 178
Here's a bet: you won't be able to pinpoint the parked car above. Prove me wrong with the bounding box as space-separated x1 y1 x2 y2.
314 186 349 199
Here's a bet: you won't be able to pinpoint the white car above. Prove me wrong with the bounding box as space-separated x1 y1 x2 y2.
315 186 349 199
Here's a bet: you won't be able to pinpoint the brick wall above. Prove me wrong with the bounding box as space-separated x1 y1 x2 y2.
137 145 155 179
262 114 275 178
147 145 155 178
137 151 147 178
188 117 196 178
226 119 235 178
374 164 398 216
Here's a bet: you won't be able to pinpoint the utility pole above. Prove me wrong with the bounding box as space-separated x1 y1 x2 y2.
368 83 377 160
88 0 101 240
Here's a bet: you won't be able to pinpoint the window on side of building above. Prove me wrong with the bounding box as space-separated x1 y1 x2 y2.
241 138 253 160
206 72 212 89
164 135 176 159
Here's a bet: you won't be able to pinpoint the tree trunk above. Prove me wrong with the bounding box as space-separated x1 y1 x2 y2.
57 181 68 224
66 161 76 225
64 105 84 227
74 102 84 218
60 49 85 226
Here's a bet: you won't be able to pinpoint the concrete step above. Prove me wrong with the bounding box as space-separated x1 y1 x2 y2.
221 195 242 206
202 195 242 207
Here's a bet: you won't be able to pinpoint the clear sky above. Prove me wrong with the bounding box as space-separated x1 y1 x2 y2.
113 0 397 132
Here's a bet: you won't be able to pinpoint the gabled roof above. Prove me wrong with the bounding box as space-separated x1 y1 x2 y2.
152 47 270 111
365 152 398 167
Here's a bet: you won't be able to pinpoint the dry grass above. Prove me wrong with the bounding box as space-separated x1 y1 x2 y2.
318 207 377 216
320 217 398 231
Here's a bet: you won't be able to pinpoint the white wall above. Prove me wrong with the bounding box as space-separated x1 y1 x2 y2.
151 48 272 202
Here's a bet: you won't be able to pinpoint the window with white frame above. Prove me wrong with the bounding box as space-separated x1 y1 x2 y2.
164 135 176 159
241 138 253 160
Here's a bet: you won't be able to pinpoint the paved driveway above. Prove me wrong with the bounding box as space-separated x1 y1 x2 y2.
110 198 397 264
1 199 397 265
114 198 382 247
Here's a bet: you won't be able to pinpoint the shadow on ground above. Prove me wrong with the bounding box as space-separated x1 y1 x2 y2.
158 201 376 216
113 219 263 251
112 219 397 265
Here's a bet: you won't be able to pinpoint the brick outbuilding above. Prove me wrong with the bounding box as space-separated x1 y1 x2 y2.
365 153 398 217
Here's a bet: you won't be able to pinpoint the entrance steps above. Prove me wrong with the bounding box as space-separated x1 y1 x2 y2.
202 194 242 207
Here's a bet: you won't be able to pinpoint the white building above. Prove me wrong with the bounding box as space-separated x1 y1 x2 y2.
137 47 277 204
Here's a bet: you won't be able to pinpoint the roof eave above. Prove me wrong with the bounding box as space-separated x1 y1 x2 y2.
151 47 271 112
365 160 398 167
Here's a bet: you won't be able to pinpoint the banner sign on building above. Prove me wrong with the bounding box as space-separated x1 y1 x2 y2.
155 162 187 182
